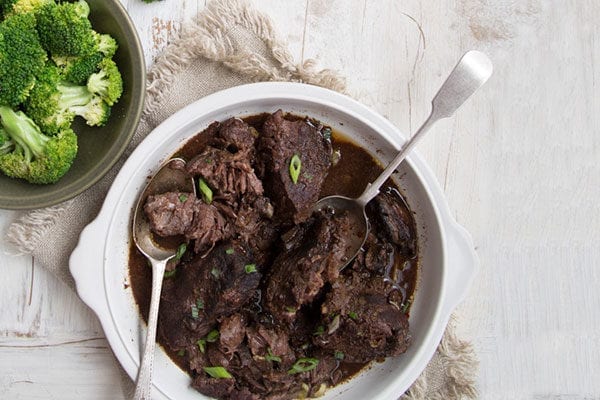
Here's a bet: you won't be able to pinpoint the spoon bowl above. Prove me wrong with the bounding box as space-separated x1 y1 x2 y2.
132 157 195 400
315 50 493 268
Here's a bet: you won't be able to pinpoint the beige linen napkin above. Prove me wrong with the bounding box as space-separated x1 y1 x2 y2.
5 0 477 398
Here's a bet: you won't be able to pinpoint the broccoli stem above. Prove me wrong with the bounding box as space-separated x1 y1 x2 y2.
57 81 94 109
0 106 49 161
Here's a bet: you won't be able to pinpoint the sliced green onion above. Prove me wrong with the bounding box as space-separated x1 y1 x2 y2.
288 358 319 374
225 247 235 255
206 329 219 343
285 306 296 313
178 194 188 202
163 269 177 278
211 267 220 278
197 339 206 353
348 311 358 320
191 304 200 319
313 325 325 336
203 366 232 379
401 299 412 313
198 178 213 204
322 127 332 141
196 298 204 310
289 154 302 184
244 263 257 274
175 243 187 260
334 351 345 360
265 347 281 363
177 349 185 357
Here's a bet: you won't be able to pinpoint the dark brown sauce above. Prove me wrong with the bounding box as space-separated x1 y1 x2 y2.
128 113 419 390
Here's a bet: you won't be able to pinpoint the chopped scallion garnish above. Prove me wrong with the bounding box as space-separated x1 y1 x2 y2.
265 347 281 363
177 349 185 357
225 247 235 255
191 304 199 319
198 178 213 204
197 339 206 353
334 351 345 360
211 267 220 278
206 329 219 343
313 326 325 336
178 194 188 202
289 154 302 184
175 243 187 260
288 358 319 374
163 269 177 278
348 311 358 320
244 263 257 274
196 298 204 310
203 366 232 379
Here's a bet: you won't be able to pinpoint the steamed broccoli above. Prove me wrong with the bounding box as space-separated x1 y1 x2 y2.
36 0 95 56
24 63 75 134
53 52 104 85
0 105 77 184
26 65 111 130
87 58 123 106
93 31 118 58
0 0 123 184
3 0 53 15
0 12 47 107
52 31 119 85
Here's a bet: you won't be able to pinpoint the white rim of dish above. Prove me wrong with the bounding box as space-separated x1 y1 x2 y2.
70 82 477 399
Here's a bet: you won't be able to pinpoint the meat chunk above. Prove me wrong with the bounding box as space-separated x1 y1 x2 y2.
209 117 258 155
314 272 411 363
368 188 417 257
219 313 247 354
187 146 263 201
143 191 230 252
265 210 352 322
158 241 261 350
258 110 332 224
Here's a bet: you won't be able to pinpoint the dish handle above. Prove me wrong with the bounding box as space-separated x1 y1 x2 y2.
442 220 478 314
69 218 107 313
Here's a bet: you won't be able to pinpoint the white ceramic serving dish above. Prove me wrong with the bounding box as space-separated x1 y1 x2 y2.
69 82 477 400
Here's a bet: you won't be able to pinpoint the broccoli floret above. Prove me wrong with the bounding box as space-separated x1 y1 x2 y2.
52 31 118 85
4 0 54 15
0 105 77 184
57 81 110 127
54 52 104 85
0 0 17 18
35 0 95 57
70 95 110 126
0 12 47 107
93 31 118 58
25 64 111 132
24 63 75 134
87 58 123 106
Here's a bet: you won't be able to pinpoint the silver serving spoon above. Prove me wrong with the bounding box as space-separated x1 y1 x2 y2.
315 50 493 268
132 158 194 400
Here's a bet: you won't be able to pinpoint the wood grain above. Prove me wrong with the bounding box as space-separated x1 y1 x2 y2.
1 0 599 398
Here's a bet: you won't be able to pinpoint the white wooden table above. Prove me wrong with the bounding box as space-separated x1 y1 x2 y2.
1 1 599 398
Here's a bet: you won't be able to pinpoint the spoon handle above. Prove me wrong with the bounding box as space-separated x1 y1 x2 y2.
132 258 168 400
356 50 493 206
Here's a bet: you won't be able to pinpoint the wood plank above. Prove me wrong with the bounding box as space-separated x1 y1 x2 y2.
0 338 128 400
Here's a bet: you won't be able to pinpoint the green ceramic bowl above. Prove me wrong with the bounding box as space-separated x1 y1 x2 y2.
0 0 146 210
